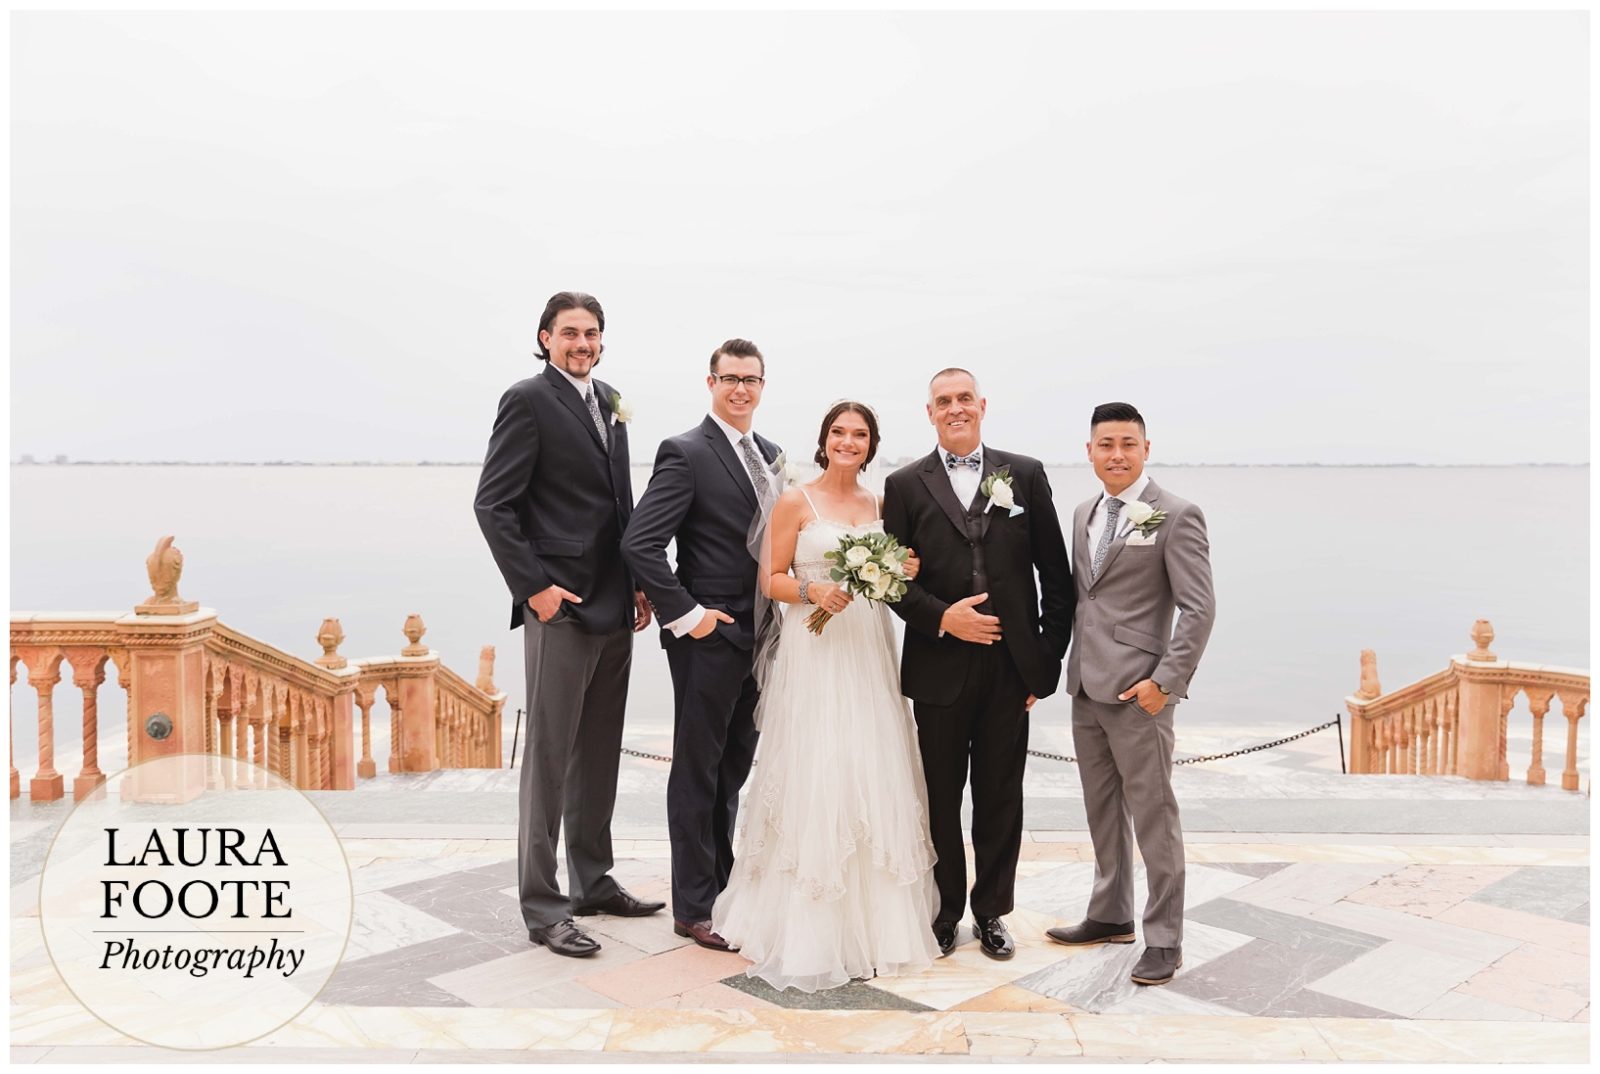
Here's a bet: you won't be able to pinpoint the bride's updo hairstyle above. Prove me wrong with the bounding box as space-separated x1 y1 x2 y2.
814 401 881 469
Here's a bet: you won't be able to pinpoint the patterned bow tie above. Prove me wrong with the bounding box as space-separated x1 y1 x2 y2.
945 451 981 472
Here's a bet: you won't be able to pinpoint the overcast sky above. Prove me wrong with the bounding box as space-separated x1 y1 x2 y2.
10 10 1588 465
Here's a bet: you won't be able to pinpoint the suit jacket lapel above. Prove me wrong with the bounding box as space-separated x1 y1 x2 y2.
1090 479 1161 588
544 364 608 454
704 416 759 513
917 450 971 538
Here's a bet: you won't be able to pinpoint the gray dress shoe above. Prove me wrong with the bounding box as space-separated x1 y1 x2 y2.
1045 918 1137 946
1130 945 1182 985
528 918 601 957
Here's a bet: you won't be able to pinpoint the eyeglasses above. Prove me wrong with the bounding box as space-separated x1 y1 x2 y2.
715 375 766 389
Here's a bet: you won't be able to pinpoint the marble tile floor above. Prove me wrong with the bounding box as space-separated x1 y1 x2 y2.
11 723 1588 1061
11 826 1589 1062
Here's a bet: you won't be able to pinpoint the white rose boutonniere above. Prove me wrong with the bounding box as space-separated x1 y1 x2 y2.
1121 500 1167 541
980 466 1025 517
770 451 804 487
610 393 633 425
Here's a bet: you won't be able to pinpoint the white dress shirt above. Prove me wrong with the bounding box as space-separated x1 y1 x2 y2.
548 361 592 393
1088 471 1151 548
942 444 983 508
663 413 766 638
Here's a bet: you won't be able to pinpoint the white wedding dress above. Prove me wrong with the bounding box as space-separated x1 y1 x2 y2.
710 502 940 993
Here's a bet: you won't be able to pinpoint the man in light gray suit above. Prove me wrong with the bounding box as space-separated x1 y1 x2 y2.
1046 402 1215 987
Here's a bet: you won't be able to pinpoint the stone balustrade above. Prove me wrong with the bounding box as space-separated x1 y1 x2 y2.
9 537 506 802
1346 619 1589 790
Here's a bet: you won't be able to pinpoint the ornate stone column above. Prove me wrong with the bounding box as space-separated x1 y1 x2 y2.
65 648 109 800
1453 620 1506 782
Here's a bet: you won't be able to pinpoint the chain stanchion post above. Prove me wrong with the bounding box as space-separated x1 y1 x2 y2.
1335 711 1347 774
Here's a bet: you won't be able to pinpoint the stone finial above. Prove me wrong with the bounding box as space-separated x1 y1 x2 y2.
401 613 429 657
1357 650 1382 700
135 535 199 615
476 645 497 694
1467 618 1496 662
315 618 347 669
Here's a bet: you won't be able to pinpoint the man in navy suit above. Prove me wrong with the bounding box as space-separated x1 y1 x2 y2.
622 339 781 951
475 291 662 958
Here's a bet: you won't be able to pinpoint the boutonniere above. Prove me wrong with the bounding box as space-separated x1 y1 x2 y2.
770 450 804 487
610 392 633 425
1122 500 1166 539
981 466 1025 517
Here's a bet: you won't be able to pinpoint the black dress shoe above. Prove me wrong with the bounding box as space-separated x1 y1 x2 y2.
572 888 666 918
1130 945 1182 985
932 920 957 956
973 916 1015 960
528 918 601 957
1045 918 1137 947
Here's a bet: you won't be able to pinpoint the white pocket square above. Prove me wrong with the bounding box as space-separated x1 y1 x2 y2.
1124 531 1158 546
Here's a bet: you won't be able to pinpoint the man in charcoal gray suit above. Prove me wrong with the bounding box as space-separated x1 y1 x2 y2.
474 290 663 959
1046 402 1215 987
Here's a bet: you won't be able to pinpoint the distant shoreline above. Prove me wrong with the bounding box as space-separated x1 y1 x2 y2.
10 460 1590 469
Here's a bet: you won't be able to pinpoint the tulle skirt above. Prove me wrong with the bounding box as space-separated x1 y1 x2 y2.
711 596 940 993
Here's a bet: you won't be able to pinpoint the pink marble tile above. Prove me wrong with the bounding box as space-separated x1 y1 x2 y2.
1487 943 1589 996
651 982 782 1011
1342 864 1517 919
1456 963 1587 1021
579 943 752 1005
1434 902 1590 957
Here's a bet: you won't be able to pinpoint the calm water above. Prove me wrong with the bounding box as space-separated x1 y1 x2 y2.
8 464 1589 766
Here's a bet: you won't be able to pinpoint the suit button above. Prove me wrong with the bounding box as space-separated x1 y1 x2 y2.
1089 595 1096 601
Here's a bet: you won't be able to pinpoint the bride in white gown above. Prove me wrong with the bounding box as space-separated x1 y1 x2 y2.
711 401 940 993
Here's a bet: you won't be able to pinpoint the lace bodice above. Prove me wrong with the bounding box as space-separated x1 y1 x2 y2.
792 516 885 584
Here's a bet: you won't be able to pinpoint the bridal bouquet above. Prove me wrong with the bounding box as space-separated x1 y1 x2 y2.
806 532 911 634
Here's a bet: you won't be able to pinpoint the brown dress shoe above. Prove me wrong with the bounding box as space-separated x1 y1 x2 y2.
674 919 737 952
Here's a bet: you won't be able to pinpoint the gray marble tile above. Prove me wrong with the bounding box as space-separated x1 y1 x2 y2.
1206 862 1291 879
1012 939 1145 1013
1165 936 1375 1016
1561 902 1589 925
381 870 530 951
1186 898 1387 953
1467 866 1590 919
719 972 934 1011
1256 987 1392 1020
315 933 516 1005
316 978 473 1007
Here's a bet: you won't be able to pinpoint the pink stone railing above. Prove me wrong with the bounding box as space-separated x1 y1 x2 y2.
1346 619 1589 790
9 540 506 801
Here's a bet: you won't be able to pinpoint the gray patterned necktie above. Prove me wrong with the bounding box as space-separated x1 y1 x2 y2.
1091 497 1123 578
583 386 608 447
738 435 771 499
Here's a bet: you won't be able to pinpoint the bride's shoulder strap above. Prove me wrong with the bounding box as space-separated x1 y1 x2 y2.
796 484 820 523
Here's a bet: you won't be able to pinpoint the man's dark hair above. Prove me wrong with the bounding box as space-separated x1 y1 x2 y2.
710 338 765 376
814 401 880 469
1090 401 1146 435
535 291 605 361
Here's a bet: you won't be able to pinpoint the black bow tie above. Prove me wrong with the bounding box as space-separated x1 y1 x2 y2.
945 452 981 472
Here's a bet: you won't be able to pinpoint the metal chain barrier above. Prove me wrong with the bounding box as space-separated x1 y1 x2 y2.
525 713 1347 772
1029 716 1343 767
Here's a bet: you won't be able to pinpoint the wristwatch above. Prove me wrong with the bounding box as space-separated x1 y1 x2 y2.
1154 681 1171 696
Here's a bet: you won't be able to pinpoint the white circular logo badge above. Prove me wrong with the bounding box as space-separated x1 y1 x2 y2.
38 755 353 1050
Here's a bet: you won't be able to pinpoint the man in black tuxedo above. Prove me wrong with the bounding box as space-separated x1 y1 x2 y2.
883 367 1075 959
474 291 662 959
621 339 780 951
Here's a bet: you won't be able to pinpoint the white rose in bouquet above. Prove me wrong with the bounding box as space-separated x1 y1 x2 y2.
845 545 872 569
859 561 882 584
